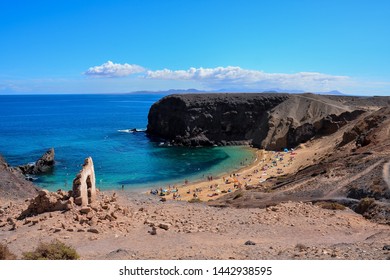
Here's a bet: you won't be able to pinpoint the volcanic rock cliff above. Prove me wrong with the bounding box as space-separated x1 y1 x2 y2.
147 93 367 150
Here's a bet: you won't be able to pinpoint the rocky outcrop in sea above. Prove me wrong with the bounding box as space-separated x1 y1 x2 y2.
18 148 55 175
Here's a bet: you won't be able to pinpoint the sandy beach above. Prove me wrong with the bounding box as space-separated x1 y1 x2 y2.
147 141 330 202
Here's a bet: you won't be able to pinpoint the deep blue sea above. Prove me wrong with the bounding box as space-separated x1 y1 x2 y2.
0 94 254 191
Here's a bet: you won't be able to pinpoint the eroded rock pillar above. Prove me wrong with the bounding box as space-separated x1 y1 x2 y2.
72 157 96 206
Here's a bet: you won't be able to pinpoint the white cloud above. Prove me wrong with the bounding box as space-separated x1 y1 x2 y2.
84 61 145 77
145 66 351 91
82 62 353 92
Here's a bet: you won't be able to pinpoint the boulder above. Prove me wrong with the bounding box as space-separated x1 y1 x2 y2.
18 189 73 219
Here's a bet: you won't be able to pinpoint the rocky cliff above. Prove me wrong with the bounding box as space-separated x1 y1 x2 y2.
147 93 368 150
0 156 39 202
1 149 55 203
147 93 289 147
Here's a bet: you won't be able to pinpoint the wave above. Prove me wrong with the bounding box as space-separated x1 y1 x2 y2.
118 128 146 133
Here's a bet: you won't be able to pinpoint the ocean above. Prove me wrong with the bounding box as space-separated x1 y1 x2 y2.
0 94 255 191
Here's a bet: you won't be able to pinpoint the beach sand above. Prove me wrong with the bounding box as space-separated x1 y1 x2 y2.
148 139 333 202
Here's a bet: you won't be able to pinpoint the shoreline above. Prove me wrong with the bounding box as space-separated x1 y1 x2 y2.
117 145 258 193
141 135 333 203
141 146 305 202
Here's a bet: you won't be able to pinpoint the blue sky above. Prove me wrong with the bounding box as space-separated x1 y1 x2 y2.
0 0 389 95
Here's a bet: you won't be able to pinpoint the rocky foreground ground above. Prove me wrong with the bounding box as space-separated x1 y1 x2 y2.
1 190 389 260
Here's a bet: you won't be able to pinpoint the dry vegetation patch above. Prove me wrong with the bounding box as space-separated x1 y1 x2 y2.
22 240 79 260
0 243 16 260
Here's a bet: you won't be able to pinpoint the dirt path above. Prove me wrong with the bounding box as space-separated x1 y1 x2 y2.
295 95 350 111
325 159 384 198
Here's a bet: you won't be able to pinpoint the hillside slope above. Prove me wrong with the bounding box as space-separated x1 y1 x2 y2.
0 156 39 203
147 93 387 150
210 107 390 224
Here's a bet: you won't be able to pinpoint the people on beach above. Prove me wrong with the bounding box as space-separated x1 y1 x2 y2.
147 149 301 202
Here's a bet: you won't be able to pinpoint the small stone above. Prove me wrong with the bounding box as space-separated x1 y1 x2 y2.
158 222 170 230
87 227 99 234
88 217 98 226
244 240 256 245
89 235 98 241
53 228 61 233
90 202 99 212
80 207 92 214
79 217 89 225
110 211 118 220
149 226 157 235
86 211 94 220
383 245 390 251
104 214 114 222
144 219 155 226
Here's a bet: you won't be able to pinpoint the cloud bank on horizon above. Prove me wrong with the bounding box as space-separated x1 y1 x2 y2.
84 61 351 92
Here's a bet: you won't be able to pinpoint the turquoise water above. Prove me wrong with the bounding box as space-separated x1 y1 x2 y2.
0 94 255 191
